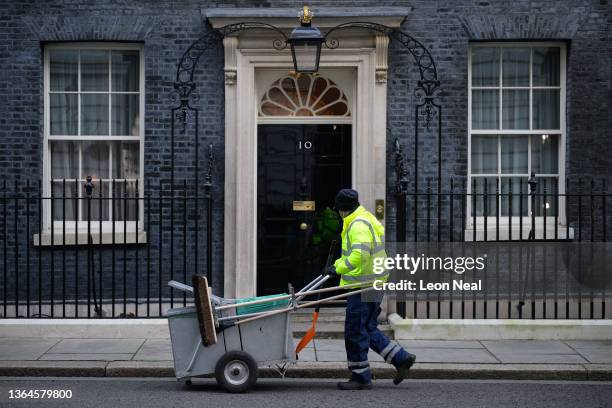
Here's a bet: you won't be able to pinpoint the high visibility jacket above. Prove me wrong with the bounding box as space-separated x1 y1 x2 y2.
333 206 389 287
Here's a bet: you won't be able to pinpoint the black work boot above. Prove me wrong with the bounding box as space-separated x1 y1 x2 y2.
393 353 416 385
337 379 373 390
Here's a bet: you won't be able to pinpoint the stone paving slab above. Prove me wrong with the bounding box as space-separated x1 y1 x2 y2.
488 354 588 364
409 348 499 364
568 350 612 364
41 353 133 361
314 350 348 362
482 340 577 354
296 348 316 361
133 339 172 361
565 340 612 364
399 340 484 349
481 340 589 364
311 339 345 351
0 338 60 360
47 338 145 354
565 340 612 348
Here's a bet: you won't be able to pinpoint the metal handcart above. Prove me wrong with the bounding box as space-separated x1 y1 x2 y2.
166 273 372 392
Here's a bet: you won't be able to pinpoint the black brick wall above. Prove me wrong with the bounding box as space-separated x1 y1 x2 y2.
0 0 610 309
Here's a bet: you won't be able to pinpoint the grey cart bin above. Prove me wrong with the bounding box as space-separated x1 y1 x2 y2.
167 304 294 391
166 269 369 393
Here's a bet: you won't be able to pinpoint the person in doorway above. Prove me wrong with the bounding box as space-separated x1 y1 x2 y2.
324 188 416 390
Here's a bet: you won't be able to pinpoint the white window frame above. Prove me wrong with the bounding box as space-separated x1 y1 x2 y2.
467 42 568 238
39 42 145 245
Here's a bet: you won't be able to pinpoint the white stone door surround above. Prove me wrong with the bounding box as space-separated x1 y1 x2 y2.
206 9 409 298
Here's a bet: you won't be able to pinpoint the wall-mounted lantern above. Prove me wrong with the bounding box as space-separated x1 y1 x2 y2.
287 6 324 74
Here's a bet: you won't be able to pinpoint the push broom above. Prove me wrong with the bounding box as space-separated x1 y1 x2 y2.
295 240 338 358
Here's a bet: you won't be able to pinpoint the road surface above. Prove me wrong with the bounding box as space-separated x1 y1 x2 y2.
0 377 611 407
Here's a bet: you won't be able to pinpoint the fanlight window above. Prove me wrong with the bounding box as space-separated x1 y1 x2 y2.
259 74 350 117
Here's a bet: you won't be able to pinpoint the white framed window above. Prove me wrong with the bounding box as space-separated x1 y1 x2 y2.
42 43 144 239
468 42 566 226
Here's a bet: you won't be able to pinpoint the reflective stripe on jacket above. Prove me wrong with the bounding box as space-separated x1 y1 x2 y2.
333 206 389 287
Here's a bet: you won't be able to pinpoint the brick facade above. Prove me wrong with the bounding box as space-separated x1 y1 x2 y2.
0 0 610 310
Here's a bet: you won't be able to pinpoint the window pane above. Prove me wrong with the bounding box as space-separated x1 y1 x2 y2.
50 160 78 225
502 48 530 86
501 177 528 216
531 134 558 174
82 180 109 221
50 94 78 135
111 141 140 220
472 90 499 129
501 135 528 174
502 90 529 129
471 135 497 174
533 89 560 129
52 181 78 221
50 49 78 92
533 47 560 86
81 94 109 135
534 177 558 216
50 141 79 179
82 141 109 181
471 177 497 216
82 143 109 220
471 47 499 86
111 50 140 92
292 41 320 73
111 94 139 135
111 141 139 180
112 180 138 221
80 50 109 92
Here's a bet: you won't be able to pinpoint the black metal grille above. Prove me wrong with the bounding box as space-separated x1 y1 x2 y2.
0 175 610 319
393 175 612 319
0 178 212 319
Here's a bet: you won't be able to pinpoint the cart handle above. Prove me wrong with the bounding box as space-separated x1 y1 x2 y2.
297 240 336 297
214 280 368 312
232 286 374 326
297 274 325 294
295 275 330 301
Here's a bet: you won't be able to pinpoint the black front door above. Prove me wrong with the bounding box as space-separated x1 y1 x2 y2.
257 124 352 295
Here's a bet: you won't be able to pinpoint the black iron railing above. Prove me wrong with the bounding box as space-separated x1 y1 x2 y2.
1 175 610 319
393 176 612 319
394 176 609 243
0 178 213 319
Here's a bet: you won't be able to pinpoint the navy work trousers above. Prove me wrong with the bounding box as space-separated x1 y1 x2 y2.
344 292 410 383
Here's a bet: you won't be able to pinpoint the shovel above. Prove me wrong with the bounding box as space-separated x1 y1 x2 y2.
295 240 338 358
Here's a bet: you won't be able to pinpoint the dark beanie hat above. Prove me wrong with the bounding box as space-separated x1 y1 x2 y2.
334 189 359 212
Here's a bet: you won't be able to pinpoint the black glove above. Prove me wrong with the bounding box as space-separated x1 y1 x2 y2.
323 265 337 277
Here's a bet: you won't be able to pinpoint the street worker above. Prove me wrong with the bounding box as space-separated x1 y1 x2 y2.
324 188 416 390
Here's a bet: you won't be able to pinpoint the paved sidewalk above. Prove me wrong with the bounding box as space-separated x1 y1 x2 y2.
0 337 611 380
0 338 612 380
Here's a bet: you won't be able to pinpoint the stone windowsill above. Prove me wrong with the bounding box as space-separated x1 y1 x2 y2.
33 230 148 246
464 224 575 241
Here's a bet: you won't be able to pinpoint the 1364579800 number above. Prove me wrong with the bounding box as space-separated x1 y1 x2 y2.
8 389 72 399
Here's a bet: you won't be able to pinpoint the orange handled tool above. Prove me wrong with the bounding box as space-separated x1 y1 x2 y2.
295 240 338 358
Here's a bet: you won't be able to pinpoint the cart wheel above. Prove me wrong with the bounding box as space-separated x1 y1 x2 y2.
215 351 258 393
184 379 193 387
